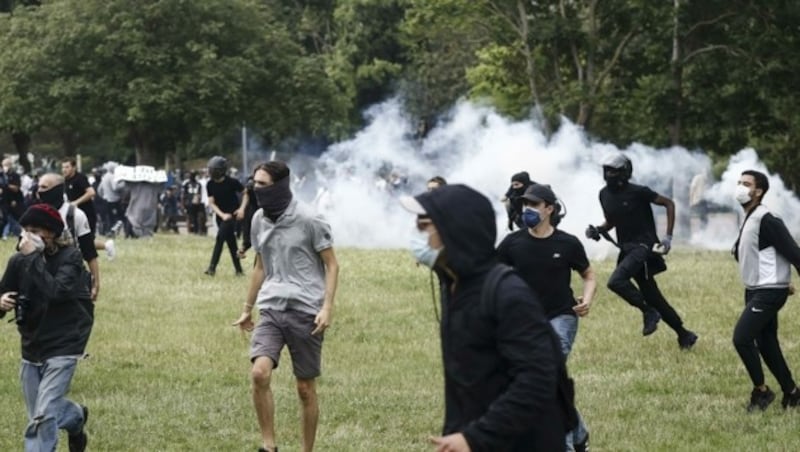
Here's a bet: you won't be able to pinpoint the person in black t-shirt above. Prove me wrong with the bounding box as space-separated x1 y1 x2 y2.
204 156 247 276
586 153 697 349
62 158 115 260
497 183 595 452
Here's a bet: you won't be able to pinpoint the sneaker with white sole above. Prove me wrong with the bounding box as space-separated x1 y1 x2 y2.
105 239 115 260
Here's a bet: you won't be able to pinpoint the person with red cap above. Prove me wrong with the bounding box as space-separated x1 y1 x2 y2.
0 203 93 452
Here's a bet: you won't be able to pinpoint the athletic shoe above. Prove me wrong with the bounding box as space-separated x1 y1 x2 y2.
258 447 277 452
204 268 215 276
574 432 589 452
105 239 116 260
782 387 800 409
642 309 661 336
110 220 123 238
747 386 775 412
678 331 698 350
68 405 88 452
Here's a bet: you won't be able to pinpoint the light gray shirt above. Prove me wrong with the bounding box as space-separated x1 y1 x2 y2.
251 199 333 315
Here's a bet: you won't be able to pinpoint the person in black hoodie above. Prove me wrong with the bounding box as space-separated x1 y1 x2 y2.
401 184 564 452
0 203 93 452
501 171 534 231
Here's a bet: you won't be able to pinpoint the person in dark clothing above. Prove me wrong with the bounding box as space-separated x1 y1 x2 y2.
502 171 534 231
182 171 205 235
237 175 258 259
61 158 97 234
160 186 180 233
401 184 565 452
1 160 25 239
586 152 697 349
204 156 247 276
497 184 595 452
731 170 800 411
0 203 93 452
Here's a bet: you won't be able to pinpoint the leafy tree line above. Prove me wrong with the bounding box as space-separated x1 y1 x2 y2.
1 0 798 189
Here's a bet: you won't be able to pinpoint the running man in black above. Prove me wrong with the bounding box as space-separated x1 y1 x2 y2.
732 170 800 411
586 153 697 349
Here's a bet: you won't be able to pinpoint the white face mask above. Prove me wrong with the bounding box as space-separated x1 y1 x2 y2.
734 184 752 205
409 229 441 268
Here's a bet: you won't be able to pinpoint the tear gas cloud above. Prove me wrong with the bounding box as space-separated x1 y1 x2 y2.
281 99 800 258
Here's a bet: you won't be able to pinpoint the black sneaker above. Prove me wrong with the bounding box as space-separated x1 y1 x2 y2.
68 405 88 452
678 331 698 350
747 387 775 412
782 387 800 409
204 268 216 276
574 432 589 452
258 447 278 452
642 309 661 336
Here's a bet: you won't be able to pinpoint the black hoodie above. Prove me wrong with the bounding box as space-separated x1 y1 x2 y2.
414 184 564 452
0 246 93 362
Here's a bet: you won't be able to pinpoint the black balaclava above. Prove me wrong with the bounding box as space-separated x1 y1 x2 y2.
37 183 66 208
254 176 293 221
510 171 532 196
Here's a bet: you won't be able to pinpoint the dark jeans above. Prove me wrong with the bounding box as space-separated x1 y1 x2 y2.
607 245 685 334
208 217 242 273
733 288 796 393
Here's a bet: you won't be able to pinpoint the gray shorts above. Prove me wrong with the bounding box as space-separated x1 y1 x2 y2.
250 309 324 379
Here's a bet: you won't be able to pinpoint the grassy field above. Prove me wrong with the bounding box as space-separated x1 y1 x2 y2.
1 233 800 451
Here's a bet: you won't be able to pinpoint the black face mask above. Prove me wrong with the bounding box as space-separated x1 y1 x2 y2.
37 184 65 208
254 176 293 220
603 169 628 191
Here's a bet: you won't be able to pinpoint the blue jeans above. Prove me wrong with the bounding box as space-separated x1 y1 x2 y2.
550 314 589 452
20 355 85 452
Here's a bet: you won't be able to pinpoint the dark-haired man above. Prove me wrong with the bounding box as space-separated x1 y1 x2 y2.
426 176 447 191
586 153 697 349
498 184 595 451
233 161 339 452
732 170 800 411
62 158 115 260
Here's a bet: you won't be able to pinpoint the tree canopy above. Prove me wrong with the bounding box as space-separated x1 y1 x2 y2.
1 0 799 188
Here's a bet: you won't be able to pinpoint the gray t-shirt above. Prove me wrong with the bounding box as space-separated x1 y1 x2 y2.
251 199 333 315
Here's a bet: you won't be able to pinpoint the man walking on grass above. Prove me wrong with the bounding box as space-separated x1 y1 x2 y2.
233 161 339 452
732 170 800 411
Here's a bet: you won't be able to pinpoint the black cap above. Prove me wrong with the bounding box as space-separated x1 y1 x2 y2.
520 184 556 205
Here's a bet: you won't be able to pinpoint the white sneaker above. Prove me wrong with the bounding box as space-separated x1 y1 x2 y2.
105 239 116 260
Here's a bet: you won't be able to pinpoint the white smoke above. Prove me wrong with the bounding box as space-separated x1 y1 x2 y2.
289 99 800 257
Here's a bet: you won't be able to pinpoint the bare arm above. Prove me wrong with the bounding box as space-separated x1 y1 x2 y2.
87 258 99 302
312 247 339 335
573 266 597 317
234 190 249 220
72 186 96 206
653 195 675 237
233 253 267 331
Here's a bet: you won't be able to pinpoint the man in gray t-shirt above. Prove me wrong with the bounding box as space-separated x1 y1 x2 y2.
233 161 339 452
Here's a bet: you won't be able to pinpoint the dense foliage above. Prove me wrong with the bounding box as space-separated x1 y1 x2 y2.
1 0 798 188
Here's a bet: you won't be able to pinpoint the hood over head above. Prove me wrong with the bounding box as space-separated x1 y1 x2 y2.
402 184 496 278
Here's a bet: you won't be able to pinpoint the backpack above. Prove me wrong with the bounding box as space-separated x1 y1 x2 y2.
480 263 580 432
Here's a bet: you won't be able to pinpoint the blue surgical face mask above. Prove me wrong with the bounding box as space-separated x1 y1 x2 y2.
522 207 541 228
410 229 441 268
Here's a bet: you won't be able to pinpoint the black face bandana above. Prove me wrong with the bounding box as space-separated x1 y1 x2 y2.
37 183 66 208
603 168 628 191
254 176 293 220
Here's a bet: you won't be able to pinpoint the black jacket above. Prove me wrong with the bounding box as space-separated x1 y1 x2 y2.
416 184 564 452
0 246 93 362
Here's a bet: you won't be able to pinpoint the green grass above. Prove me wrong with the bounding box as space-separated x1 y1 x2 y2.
1 235 799 451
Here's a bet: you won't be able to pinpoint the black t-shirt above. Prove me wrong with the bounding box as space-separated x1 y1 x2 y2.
206 176 243 216
66 172 96 219
599 183 659 246
497 229 590 318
